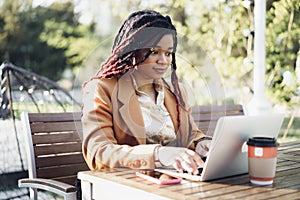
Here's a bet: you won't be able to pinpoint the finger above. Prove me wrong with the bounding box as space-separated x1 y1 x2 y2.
203 140 212 152
180 160 194 174
202 141 210 151
173 159 183 173
185 149 204 167
180 154 199 174
177 154 202 175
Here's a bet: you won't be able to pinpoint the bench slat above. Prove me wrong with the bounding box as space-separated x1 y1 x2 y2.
32 132 81 144
30 121 82 133
34 143 82 156
36 163 89 179
28 112 81 122
191 104 244 136
36 154 86 168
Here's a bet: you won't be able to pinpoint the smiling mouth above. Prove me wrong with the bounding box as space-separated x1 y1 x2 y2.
153 67 167 73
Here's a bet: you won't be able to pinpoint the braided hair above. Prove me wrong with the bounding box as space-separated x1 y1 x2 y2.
95 10 186 146
96 10 175 77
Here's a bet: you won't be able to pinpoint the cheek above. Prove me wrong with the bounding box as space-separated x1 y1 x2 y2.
138 63 153 70
139 54 173 65
164 56 172 66
141 56 155 64
167 56 172 64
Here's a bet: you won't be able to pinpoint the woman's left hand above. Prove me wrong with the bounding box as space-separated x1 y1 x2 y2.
195 139 212 158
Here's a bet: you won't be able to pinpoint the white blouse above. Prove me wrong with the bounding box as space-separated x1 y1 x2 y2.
131 74 176 145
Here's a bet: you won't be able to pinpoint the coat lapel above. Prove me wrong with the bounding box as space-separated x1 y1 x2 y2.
164 89 179 133
117 72 146 144
164 86 190 147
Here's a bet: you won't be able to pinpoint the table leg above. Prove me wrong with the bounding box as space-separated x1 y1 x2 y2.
81 180 92 200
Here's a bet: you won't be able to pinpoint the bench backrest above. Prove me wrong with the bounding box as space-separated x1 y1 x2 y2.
21 112 89 185
191 104 244 136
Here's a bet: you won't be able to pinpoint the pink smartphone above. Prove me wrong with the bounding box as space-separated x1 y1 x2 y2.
136 170 181 185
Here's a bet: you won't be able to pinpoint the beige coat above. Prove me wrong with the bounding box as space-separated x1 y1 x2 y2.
81 71 205 170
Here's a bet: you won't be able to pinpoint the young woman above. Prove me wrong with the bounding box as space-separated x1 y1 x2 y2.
81 10 211 175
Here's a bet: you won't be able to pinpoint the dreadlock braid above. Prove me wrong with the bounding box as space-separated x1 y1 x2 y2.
171 53 185 146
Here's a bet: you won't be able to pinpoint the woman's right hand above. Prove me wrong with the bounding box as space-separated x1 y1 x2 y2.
157 147 204 175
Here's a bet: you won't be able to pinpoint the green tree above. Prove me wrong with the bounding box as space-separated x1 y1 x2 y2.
160 0 300 107
266 0 300 108
0 0 99 81
104 0 298 106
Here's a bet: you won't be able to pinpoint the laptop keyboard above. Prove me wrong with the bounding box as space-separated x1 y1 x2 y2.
182 167 203 176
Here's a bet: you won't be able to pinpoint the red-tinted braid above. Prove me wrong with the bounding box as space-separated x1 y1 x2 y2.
96 24 150 78
171 53 186 147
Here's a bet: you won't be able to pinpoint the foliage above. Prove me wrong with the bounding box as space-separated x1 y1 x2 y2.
79 0 300 107
0 0 99 81
1 0 299 107
278 116 300 142
266 0 300 108
13 102 77 119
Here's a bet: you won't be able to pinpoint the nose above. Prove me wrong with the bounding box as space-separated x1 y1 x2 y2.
157 54 169 65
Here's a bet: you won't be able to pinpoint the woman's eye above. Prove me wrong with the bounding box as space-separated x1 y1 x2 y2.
166 52 172 56
149 48 172 56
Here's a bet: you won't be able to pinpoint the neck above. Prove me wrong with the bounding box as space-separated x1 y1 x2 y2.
132 71 156 89
138 83 154 92
131 72 158 102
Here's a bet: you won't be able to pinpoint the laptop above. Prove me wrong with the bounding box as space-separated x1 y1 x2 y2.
157 113 284 181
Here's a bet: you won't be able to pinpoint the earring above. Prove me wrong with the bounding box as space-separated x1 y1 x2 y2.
132 57 138 70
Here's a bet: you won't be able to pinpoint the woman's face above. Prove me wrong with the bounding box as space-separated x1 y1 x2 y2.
134 34 174 81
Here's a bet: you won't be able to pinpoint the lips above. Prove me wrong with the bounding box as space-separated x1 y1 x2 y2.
153 67 168 74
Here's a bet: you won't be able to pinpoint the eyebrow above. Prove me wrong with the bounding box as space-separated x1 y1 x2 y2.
152 46 174 50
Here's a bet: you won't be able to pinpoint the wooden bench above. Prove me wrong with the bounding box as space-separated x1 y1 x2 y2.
191 104 244 136
18 112 89 200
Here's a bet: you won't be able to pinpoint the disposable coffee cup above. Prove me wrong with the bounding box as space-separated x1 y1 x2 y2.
247 137 279 185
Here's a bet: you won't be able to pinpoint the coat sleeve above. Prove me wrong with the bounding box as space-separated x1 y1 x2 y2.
81 79 158 170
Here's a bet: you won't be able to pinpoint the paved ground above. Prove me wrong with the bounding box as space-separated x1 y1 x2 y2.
0 120 28 199
0 119 27 174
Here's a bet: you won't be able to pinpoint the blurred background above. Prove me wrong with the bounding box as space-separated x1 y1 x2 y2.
0 0 299 199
